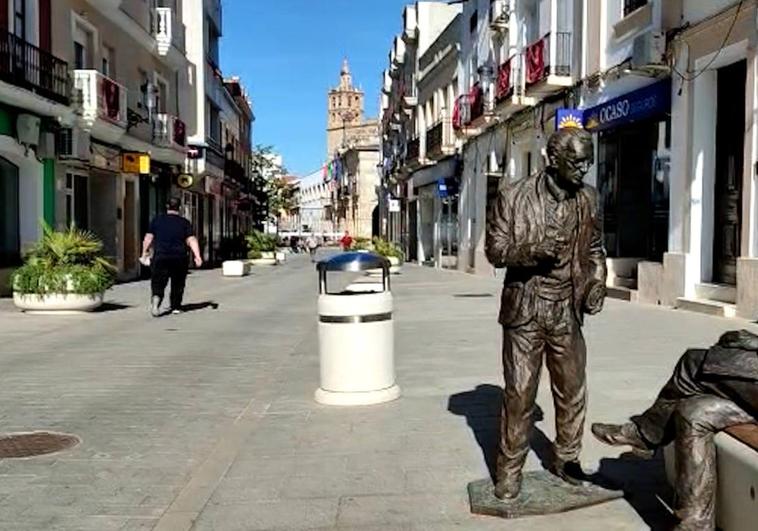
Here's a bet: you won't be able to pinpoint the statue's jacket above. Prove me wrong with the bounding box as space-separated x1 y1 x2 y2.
703 330 758 415
486 171 607 328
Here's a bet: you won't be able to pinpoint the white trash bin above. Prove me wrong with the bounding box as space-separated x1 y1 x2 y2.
315 252 400 406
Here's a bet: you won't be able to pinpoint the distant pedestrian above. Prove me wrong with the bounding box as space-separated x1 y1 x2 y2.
141 197 203 317
290 236 299 254
339 230 353 251
306 234 319 262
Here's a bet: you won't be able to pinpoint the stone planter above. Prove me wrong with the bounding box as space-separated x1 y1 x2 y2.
13 292 105 314
222 260 250 277
367 256 402 276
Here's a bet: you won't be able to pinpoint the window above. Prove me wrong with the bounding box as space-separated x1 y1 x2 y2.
155 76 168 113
207 18 220 66
13 0 25 40
101 45 114 77
208 99 221 145
0 157 20 267
73 21 94 70
65 173 89 230
623 0 648 17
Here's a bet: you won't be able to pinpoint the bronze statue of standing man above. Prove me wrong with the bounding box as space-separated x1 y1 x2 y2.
485 127 607 499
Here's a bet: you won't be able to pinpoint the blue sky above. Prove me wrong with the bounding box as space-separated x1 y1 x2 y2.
221 0 411 176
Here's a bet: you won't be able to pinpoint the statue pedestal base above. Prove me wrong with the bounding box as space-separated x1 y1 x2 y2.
468 470 623 518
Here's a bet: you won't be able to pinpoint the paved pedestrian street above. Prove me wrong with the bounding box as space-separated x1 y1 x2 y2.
0 255 755 530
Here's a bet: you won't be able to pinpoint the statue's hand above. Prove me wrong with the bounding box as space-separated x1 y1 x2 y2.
718 329 758 350
583 282 605 315
533 237 569 262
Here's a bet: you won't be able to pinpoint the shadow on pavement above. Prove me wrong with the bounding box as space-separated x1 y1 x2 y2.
448 384 675 529
182 301 219 312
93 302 131 313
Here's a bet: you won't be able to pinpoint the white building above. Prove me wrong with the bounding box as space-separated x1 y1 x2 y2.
296 169 333 235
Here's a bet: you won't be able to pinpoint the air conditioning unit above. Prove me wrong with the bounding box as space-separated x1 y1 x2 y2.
17 113 41 148
489 0 510 31
631 31 667 70
56 128 91 160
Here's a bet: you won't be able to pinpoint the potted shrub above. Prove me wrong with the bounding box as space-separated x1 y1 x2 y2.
372 237 404 274
11 224 116 313
246 230 278 266
351 237 372 252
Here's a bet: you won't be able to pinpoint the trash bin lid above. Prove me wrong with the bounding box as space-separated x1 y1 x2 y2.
316 252 390 273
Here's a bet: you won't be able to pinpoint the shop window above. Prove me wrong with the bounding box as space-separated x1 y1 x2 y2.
0 157 20 267
65 173 89 230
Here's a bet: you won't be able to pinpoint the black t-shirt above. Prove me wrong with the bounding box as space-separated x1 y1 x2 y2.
149 213 194 258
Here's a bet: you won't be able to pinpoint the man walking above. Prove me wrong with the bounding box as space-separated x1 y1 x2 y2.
592 329 758 530
141 197 203 317
485 127 607 499
306 234 319 262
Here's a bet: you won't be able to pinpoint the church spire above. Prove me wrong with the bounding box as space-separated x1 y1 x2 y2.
339 58 352 90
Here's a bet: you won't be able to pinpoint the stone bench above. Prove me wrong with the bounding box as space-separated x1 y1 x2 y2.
665 422 758 531
222 260 250 277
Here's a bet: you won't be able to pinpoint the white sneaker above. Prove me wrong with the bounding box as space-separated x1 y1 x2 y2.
150 296 162 317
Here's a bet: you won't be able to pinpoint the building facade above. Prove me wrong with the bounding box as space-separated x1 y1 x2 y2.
325 60 381 239
0 0 254 294
379 0 758 319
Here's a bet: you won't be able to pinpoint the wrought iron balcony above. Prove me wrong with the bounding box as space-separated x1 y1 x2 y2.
153 113 187 148
73 70 128 129
0 30 69 104
525 32 573 88
426 118 454 160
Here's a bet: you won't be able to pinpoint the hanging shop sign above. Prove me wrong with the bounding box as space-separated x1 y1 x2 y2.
122 152 151 174
176 173 194 189
582 79 671 132
555 108 584 130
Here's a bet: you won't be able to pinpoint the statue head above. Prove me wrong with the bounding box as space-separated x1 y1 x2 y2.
546 128 594 191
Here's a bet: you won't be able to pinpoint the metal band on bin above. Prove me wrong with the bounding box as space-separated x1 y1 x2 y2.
319 312 393 324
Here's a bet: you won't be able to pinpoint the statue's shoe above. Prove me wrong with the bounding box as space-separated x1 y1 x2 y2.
549 459 587 487
493 473 522 500
591 422 654 458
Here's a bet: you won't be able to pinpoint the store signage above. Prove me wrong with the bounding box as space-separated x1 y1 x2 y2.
187 145 204 160
176 173 194 189
389 199 401 212
437 178 448 198
122 152 150 174
555 108 584 129
582 79 671 132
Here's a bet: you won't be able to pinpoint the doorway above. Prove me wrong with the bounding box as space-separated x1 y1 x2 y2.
408 199 418 262
0 157 20 267
598 120 664 260
712 60 746 285
123 180 137 273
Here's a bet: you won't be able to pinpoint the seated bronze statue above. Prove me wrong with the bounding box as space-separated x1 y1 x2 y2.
592 329 758 531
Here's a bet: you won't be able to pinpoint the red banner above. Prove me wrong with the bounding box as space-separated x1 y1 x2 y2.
526 37 545 85
496 59 512 100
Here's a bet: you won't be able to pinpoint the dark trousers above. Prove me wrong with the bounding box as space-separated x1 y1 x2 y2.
498 297 587 481
632 349 754 529
151 256 188 310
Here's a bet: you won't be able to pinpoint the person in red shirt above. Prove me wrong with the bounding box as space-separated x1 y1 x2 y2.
339 231 353 251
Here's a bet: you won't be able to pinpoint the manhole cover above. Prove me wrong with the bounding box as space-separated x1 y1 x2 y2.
0 431 80 458
453 293 494 298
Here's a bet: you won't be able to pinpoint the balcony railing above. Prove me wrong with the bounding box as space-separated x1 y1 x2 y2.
624 0 648 17
155 8 173 55
525 32 572 86
153 113 187 148
406 137 420 162
0 30 69 104
73 70 128 129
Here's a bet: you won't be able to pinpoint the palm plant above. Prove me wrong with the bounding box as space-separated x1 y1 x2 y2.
11 223 116 295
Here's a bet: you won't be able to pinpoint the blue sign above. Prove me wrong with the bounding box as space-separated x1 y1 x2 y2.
582 79 671 132
555 108 584 130
437 178 448 198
